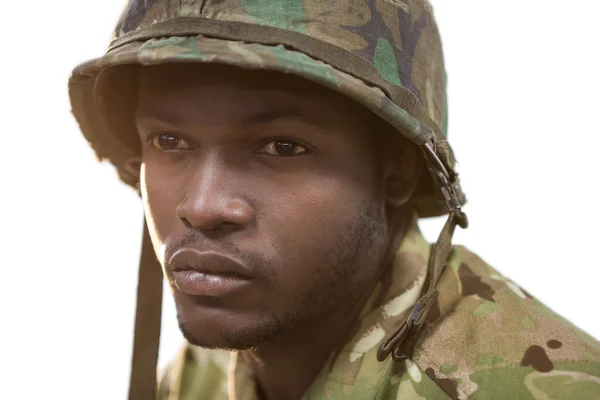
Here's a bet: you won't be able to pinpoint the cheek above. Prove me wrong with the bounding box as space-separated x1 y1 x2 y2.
260 172 380 287
140 161 185 262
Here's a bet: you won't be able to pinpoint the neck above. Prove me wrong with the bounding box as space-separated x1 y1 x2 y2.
242 210 412 400
241 282 375 400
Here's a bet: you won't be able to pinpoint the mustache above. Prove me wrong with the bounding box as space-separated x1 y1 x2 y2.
164 231 276 278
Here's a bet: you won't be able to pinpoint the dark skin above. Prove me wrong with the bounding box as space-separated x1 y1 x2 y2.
135 64 421 400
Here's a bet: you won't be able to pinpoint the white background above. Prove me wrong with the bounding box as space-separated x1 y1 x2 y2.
1 1 599 398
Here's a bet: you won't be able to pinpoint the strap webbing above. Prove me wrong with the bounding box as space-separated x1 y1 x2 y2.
128 220 163 400
424 209 468 293
377 209 468 362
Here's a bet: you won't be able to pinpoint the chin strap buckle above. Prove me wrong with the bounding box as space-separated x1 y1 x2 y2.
377 289 439 361
423 142 464 215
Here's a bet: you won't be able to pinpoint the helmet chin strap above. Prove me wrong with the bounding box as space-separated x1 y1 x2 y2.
377 142 468 362
376 208 467 361
129 219 163 400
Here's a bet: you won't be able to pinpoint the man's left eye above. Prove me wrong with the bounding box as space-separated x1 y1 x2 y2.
258 140 308 156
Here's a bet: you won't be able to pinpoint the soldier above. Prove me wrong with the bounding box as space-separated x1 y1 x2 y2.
69 0 600 399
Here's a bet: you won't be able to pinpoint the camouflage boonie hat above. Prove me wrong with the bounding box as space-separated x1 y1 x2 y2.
69 0 466 218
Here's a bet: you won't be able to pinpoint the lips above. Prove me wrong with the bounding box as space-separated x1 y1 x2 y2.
168 248 254 297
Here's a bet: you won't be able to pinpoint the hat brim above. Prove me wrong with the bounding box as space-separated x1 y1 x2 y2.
69 35 464 217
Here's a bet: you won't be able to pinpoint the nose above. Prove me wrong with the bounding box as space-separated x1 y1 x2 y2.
176 156 254 234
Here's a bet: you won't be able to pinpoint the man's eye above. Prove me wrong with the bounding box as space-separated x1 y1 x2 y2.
258 140 308 156
150 133 193 151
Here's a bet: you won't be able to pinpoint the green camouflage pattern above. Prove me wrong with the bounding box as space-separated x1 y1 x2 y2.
69 0 465 218
158 216 600 399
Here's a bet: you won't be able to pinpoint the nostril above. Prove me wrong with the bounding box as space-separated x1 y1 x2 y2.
220 221 241 231
179 217 193 229
178 214 244 234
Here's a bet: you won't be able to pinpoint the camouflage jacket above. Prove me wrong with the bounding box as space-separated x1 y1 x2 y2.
157 216 600 400
69 1 600 398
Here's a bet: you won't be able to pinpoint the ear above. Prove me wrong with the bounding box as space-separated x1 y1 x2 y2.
384 142 423 208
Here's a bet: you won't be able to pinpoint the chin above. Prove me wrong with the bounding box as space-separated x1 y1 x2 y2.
175 305 285 351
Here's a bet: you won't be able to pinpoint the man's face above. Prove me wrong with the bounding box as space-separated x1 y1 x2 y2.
135 64 392 350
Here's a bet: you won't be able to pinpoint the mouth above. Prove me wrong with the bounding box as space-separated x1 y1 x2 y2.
168 248 254 297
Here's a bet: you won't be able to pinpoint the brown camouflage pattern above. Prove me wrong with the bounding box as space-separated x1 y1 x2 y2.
158 216 600 399
69 0 465 218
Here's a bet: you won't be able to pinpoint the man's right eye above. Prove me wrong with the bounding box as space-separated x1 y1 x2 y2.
149 133 194 151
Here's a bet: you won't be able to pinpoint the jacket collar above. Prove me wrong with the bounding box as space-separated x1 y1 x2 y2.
228 213 431 399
